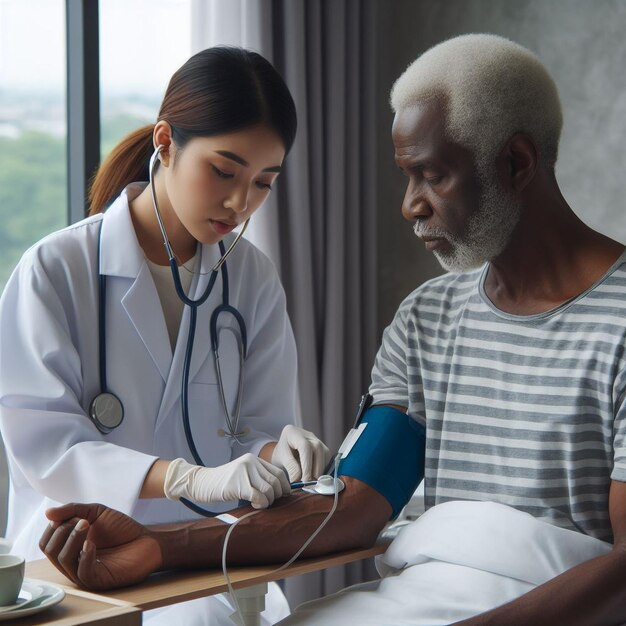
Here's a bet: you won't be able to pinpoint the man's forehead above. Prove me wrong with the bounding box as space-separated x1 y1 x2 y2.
392 100 448 151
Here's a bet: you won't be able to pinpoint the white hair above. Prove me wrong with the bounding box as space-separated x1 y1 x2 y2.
390 34 563 171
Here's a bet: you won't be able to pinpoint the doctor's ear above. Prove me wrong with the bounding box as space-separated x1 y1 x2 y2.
156 144 169 163
153 144 172 168
153 122 174 167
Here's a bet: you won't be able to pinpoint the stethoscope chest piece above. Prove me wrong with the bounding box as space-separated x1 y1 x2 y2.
89 391 124 434
302 475 345 496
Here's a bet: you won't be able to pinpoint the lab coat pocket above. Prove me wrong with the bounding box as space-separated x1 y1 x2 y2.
193 326 241 411
187 381 232 467
192 350 219 385
188 329 241 464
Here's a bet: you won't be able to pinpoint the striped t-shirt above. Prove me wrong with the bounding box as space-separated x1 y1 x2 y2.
370 251 626 542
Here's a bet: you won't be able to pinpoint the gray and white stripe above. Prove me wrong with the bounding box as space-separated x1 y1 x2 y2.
370 252 626 542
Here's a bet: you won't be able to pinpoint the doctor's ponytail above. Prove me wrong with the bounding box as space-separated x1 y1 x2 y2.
88 46 296 216
88 125 154 215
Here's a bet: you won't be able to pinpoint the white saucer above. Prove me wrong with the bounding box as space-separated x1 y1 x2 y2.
0 579 65 621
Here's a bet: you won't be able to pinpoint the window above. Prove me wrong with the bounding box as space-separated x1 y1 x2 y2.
0 0 67 291
0 0 192 293
99 0 192 158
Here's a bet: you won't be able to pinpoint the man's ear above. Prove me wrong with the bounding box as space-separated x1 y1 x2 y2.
496 133 537 193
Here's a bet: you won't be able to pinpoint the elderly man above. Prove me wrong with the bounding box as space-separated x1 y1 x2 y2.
41 35 626 625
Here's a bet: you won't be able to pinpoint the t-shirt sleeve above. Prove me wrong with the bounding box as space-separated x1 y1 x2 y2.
369 300 411 411
612 366 626 481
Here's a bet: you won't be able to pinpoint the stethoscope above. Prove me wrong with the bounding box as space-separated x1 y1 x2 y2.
89 145 251 516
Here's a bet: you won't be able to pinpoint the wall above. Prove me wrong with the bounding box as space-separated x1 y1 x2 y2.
376 0 626 333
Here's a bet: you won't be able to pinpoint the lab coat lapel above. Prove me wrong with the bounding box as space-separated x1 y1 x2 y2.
121 265 172 382
100 184 172 383
155 242 223 429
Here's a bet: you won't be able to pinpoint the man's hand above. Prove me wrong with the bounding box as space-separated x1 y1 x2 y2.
271 425 331 481
39 503 161 591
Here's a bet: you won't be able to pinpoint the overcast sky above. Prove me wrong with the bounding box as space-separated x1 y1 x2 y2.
0 0 191 95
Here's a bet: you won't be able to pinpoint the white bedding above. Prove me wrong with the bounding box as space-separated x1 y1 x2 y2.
280 501 612 625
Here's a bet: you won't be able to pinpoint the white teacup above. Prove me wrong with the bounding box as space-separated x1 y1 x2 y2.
0 554 25 606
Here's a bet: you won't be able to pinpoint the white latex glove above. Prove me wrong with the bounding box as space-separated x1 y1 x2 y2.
271 425 331 482
163 454 291 509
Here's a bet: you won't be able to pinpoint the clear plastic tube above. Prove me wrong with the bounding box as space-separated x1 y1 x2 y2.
221 454 342 624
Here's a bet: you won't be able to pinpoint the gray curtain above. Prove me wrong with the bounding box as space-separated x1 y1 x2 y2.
270 0 381 606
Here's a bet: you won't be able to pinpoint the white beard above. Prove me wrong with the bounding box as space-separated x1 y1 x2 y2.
414 180 521 273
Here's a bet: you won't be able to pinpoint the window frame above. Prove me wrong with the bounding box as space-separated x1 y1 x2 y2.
66 0 100 224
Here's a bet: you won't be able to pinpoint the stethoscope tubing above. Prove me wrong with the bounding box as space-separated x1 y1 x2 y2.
177 242 237 517
148 147 249 516
90 226 125 435
149 145 250 281
98 270 108 393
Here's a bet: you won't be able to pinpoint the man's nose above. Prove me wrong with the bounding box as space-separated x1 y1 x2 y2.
401 184 431 222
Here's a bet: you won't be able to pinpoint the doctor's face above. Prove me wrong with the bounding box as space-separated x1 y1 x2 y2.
164 124 285 245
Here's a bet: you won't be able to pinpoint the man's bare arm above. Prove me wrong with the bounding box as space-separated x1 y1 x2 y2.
454 480 626 626
155 477 390 570
40 476 391 590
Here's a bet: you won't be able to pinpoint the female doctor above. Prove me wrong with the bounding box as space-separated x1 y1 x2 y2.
0 47 329 624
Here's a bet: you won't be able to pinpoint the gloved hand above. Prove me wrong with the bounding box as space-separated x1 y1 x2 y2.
271 425 331 482
163 454 290 509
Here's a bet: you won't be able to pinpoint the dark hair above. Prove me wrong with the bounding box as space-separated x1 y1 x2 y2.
89 47 297 215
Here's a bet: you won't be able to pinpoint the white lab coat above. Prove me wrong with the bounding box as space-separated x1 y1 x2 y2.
0 183 296 624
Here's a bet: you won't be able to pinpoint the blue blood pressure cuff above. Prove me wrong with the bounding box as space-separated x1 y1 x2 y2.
337 405 425 519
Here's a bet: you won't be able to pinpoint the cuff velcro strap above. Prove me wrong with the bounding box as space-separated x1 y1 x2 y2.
337 406 425 519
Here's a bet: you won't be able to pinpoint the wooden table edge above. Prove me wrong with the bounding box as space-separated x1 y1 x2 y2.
47 605 142 626
27 542 389 613
123 543 389 610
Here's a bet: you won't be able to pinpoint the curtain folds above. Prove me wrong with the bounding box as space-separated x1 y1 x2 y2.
272 0 379 449
191 0 379 605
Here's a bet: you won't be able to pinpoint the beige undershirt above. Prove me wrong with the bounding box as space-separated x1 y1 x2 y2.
146 250 198 350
